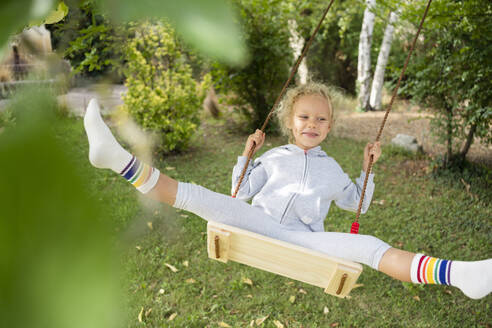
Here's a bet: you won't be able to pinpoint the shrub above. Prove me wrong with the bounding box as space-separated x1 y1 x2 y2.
48 0 127 82
122 21 210 153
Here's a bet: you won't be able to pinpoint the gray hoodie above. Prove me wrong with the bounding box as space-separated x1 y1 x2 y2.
232 144 375 232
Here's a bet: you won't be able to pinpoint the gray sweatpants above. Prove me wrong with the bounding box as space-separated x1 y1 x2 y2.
174 182 391 270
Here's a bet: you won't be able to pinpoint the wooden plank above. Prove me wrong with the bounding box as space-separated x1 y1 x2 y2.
207 221 363 298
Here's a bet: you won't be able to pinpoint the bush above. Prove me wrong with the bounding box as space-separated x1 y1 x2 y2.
48 0 128 82
122 21 210 153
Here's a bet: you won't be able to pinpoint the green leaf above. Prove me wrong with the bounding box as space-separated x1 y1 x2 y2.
99 0 248 66
44 1 69 25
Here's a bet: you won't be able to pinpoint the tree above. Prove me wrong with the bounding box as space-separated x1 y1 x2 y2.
288 19 308 84
407 0 492 167
356 0 376 111
369 10 398 110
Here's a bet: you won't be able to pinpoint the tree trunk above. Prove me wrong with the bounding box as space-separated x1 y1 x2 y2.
203 86 220 118
254 92 270 130
357 0 376 111
459 122 477 162
444 104 453 167
370 11 399 110
288 19 308 84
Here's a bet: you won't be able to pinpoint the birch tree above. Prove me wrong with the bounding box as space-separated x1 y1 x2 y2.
289 19 308 84
357 0 376 111
369 11 399 110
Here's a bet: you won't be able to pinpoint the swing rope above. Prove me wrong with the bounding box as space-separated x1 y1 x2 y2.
351 0 432 234
232 0 433 235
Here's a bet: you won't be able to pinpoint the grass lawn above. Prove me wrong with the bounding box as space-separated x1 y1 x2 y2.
58 113 491 328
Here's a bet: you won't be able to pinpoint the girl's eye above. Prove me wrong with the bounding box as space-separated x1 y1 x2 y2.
318 117 326 121
298 115 308 119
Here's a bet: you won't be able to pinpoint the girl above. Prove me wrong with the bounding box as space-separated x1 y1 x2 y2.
84 82 491 300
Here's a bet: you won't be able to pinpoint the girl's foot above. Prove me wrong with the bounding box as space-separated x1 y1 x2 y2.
83 98 132 173
83 99 160 194
452 259 492 299
411 254 492 299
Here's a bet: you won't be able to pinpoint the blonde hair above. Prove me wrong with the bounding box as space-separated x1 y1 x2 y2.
275 81 334 141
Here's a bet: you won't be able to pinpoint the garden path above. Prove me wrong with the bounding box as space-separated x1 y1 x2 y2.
57 84 127 116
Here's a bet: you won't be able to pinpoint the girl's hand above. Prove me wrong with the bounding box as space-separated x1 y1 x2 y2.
242 129 265 157
363 141 381 172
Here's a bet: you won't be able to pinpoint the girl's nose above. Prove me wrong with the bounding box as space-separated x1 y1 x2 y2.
307 119 316 128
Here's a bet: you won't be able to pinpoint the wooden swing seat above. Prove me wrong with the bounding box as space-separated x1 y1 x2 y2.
207 221 363 298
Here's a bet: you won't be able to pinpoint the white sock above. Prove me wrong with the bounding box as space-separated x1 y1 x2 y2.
84 98 132 173
84 98 160 194
451 259 492 299
410 254 492 299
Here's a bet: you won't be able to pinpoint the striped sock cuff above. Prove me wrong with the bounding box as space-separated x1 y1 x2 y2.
411 254 452 285
120 156 160 194
137 167 160 194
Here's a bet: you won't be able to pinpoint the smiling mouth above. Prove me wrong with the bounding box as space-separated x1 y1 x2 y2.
302 132 319 137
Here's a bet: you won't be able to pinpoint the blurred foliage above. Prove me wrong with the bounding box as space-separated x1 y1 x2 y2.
0 0 51 51
0 0 68 57
212 0 293 133
47 0 249 80
0 87 122 328
1 0 246 325
49 0 219 83
0 0 32 50
122 21 211 153
0 0 249 326
99 0 247 66
396 0 492 168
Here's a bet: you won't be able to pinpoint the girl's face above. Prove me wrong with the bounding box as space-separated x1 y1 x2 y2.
287 94 332 150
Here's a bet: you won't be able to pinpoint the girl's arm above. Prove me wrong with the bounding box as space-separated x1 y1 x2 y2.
334 171 375 214
231 130 268 200
334 142 381 213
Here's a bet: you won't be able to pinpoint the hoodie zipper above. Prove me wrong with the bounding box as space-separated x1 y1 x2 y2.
280 150 309 224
